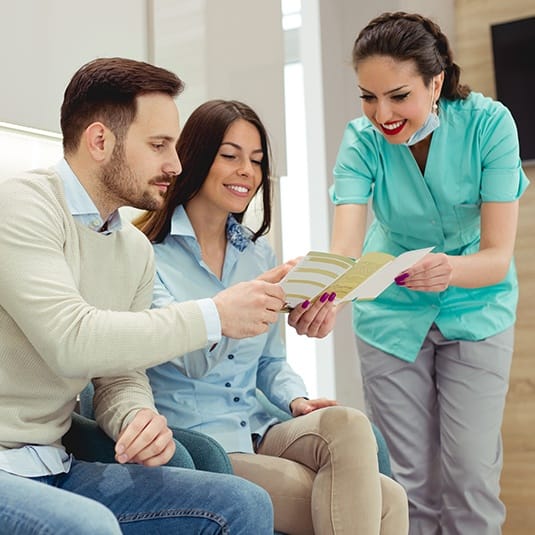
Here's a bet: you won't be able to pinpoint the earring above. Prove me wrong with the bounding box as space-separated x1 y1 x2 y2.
432 102 438 113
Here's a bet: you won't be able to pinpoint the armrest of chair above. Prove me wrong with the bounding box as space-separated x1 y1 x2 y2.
63 412 118 464
171 427 233 474
372 424 392 477
63 412 197 468
72 383 231 472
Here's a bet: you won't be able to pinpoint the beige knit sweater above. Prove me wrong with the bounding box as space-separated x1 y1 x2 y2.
0 169 208 451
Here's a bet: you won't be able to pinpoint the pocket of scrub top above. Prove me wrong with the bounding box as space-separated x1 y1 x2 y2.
453 203 481 243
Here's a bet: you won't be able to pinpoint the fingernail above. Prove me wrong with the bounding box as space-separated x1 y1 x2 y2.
395 280 406 286
320 292 329 303
328 292 336 302
116 444 125 454
394 273 409 283
301 300 310 309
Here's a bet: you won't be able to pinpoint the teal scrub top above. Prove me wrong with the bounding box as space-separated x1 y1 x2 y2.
331 92 530 362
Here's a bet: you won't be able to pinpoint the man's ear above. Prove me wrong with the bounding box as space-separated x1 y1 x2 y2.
84 122 116 163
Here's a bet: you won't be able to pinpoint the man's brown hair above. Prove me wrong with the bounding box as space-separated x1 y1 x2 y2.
60 57 184 153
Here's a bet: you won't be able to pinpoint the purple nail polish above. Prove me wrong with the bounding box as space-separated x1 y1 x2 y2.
320 292 329 303
301 300 310 309
395 280 406 286
328 292 336 302
394 273 409 283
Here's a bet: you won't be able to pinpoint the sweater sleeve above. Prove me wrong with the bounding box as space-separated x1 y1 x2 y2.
92 241 159 439
92 371 156 440
0 176 209 380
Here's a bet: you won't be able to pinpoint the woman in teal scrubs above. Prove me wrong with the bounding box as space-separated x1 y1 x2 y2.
330 11 529 535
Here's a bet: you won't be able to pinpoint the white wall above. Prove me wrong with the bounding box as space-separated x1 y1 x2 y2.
0 0 285 165
0 0 148 134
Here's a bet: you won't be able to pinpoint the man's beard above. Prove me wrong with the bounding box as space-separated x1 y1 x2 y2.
100 144 166 212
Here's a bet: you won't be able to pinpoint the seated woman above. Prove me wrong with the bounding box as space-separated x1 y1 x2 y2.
136 99 408 535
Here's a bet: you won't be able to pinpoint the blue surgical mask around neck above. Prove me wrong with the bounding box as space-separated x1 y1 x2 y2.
403 89 440 146
403 106 440 146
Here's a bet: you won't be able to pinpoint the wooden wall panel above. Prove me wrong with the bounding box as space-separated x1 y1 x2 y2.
455 1 535 533
502 175 535 535
455 0 535 97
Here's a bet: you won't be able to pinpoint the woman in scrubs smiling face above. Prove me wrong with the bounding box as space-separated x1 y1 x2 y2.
357 55 443 147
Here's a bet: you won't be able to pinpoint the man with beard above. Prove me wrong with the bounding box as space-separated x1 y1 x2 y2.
0 57 282 534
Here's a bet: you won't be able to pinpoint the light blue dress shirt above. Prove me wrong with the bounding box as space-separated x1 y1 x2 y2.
58 158 123 233
331 92 530 362
148 206 308 453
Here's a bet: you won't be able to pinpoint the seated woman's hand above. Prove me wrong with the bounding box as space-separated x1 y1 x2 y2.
290 397 338 417
287 292 337 338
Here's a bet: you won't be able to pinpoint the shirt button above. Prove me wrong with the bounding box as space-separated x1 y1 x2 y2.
225 382 231 388
240 421 247 427
227 354 234 360
233 396 240 402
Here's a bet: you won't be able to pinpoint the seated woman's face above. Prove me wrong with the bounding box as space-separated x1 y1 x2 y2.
196 119 264 215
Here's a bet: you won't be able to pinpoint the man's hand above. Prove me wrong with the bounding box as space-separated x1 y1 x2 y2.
256 258 301 284
290 397 338 417
213 280 286 338
287 292 337 338
115 409 175 467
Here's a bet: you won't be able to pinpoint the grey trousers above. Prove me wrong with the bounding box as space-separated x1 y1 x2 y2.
357 323 514 535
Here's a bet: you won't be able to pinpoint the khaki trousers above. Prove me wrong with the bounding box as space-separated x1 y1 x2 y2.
230 406 408 535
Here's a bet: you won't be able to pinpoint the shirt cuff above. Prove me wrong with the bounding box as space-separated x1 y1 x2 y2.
197 298 221 346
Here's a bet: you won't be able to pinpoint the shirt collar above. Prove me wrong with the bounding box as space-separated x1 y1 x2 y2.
170 206 252 252
170 205 196 238
54 158 123 233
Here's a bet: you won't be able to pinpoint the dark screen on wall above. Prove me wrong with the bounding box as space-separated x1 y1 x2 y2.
491 16 535 163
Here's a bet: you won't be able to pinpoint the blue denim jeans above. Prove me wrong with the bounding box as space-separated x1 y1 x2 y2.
0 459 274 534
